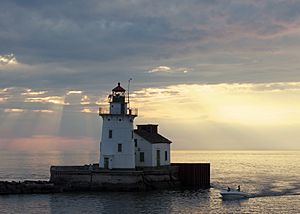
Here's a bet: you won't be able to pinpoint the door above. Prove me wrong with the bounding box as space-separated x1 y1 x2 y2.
156 150 161 167
104 157 109 169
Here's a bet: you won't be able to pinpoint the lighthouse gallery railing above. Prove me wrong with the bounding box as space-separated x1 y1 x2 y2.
98 107 138 116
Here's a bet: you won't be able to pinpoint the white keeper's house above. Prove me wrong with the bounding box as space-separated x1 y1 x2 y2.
99 83 172 169
134 124 171 167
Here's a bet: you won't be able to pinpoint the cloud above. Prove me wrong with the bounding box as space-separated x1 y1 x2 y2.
148 66 171 73
1 82 300 150
25 96 65 105
2 0 300 64
21 89 48 96
2 108 53 114
148 65 190 73
80 95 91 105
0 54 18 65
131 82 300 124
32 109 54 113
1 0 300 109
66 90 82 95
1 1 300 92
2 82 300 118
0 86 104 116
0 97 7 102
80 108 97 113
4 108 24 113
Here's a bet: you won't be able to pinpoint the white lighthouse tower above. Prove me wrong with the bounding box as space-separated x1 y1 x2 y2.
99 83 137 169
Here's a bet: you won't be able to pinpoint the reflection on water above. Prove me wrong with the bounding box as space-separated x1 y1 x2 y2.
221 198 248 207
0 151 99 181
0 151 300 213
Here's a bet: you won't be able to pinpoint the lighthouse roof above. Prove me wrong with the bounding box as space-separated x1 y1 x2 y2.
134 125 172 144
112 82 126 92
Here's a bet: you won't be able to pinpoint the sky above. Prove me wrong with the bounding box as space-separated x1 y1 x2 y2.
1 0 300 151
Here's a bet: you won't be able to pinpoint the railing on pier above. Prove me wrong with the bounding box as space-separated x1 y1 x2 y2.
98 107 138 116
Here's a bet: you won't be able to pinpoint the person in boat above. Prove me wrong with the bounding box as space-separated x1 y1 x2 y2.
227 187 231 192
237 185 240 192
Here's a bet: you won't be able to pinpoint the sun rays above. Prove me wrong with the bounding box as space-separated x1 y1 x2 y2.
1 82 300 150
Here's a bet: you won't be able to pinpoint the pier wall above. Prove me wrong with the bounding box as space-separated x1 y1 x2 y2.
50 163 210 191
0 163 210 194
172 163 210 188
50 165 179 191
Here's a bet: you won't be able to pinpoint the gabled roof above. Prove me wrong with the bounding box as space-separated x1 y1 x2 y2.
134 130 172 144
112 82 126 92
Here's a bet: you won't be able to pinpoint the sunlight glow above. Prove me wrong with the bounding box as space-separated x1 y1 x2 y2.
81 108 93 113
32 109 54 113
148 66 171 73
80 95 91 105
148 65 190 74
67 90 82 95
4 108 25 113
1 82 300 150
0 54 18 65
0 97 7 102
132 82 300 125
22 89 48 96
25 96 66 105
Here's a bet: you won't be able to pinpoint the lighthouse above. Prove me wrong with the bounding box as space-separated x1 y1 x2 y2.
99 83 137 169
51 83 210 190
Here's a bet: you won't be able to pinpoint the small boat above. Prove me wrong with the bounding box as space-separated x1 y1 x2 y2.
220 189 249 200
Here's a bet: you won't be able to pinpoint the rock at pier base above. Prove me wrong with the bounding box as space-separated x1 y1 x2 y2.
0 181 62 195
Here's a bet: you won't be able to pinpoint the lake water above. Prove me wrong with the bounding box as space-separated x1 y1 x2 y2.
0 150 299 213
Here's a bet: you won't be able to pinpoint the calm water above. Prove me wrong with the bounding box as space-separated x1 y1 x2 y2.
0 150 299 213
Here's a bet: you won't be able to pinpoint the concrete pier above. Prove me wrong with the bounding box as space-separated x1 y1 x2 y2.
50 163 210 192
50 165 180 191
0 163 210 194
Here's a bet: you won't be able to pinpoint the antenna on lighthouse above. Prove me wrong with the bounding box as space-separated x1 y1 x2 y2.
128 78 132 109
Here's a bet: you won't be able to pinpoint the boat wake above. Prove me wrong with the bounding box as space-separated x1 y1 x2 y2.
216 183 300 200
249 191 300 198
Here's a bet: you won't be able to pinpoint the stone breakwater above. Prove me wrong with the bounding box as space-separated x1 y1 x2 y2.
0 181 61 194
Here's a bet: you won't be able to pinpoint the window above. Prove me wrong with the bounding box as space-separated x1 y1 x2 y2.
134 139 137 147
109 130 112 138
140 152 144 162
118 144 122 152
165 151 168 161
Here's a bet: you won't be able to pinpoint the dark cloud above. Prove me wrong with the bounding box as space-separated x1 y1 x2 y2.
0 0 184 63
0 0 300 90
2 0 300 150
1 0 298 63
